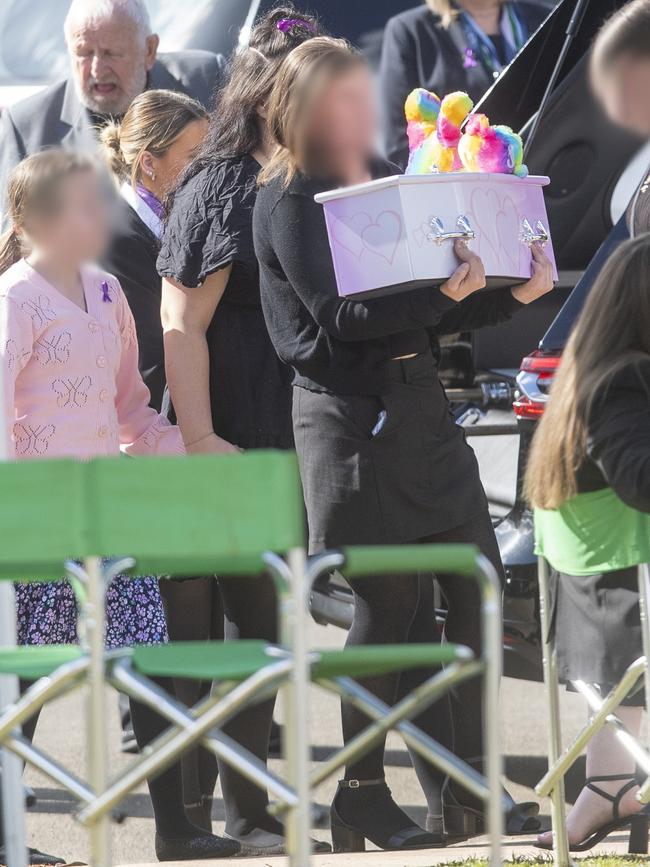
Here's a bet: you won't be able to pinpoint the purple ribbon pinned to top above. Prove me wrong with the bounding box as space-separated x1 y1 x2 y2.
463 47 478 69
276 17 316 33
101 280 112 303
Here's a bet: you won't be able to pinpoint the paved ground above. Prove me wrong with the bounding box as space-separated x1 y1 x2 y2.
20 614 593 865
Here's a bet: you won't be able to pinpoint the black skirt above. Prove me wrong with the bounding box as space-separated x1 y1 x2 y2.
551 566 644 704
292 352 487 552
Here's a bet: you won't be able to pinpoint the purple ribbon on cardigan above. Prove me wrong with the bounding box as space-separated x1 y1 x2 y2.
276 17 316 33
101 280 112 303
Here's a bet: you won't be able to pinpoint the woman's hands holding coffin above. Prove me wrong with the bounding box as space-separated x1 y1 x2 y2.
510 243 555 304
439 239 487 301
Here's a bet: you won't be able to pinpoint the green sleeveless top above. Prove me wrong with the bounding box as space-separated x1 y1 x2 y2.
534 487 650 576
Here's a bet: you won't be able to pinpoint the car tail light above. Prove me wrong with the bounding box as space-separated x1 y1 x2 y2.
513 351 561 420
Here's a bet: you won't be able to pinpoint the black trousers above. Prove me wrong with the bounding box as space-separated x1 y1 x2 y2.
292 355 504 802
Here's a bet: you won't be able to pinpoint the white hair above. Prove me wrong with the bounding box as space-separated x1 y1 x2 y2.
64 0 153 42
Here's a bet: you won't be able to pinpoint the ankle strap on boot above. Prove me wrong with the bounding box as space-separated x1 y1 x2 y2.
338 777 386 789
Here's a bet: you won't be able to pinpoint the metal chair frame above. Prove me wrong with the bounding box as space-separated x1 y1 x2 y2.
536 558 650 867
0 455 505 867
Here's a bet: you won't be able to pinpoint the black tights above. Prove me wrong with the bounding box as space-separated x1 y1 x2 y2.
342 509 503 814
217 574 278 836
160 578 223 811
161 574 279 837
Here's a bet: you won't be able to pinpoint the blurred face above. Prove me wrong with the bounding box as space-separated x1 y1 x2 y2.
303 64 377 180
26 171 112 265
141 117 208 198
597 55 650 136
67 10 159 116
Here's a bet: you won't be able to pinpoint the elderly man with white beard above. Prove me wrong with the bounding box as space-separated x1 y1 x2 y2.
0 0 224 221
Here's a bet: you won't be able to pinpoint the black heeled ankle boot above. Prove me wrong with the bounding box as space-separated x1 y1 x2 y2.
330 777 446 852
443 757 540 839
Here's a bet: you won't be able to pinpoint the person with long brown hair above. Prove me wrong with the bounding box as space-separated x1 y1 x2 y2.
254 36 554 851
156 6 330 856
526 235 650 851
379 0 547 166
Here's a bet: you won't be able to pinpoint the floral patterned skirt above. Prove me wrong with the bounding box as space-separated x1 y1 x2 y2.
16 575 168 650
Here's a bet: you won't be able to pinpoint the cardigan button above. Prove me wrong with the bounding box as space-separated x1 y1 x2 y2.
99 389 109 403
88 321 100 333
96 355 106 368
98 425 109 438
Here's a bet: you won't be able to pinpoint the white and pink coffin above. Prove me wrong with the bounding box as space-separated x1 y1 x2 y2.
314 173 557 298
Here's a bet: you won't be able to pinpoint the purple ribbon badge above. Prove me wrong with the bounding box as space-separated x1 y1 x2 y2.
276 17 316 34
463 47 478 69
101 280 112 303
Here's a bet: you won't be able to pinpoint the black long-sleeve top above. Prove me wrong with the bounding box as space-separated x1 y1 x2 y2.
253 165 524 396
102 201 165 411
577 358 650 514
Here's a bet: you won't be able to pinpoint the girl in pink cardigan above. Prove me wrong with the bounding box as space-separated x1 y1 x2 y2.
0 150 238 862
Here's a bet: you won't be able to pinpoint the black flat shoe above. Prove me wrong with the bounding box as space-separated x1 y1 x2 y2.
444 783 540 838
535 774 650 853
331 777 446 852
154 831 240 861
0 847 65 866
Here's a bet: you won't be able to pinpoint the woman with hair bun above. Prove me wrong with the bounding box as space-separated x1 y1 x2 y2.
100 88 208 410
157 7 330 855
99 87 213 833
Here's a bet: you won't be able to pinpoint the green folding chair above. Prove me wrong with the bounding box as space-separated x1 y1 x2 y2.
535 556 650 867
0 452 504 867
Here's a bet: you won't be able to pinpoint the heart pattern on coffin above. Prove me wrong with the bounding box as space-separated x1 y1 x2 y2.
331 210 403 265
469 187 528 275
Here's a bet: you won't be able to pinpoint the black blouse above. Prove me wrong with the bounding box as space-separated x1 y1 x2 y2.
577 359 650 513
158 154 260 302
253 163 524 396
157 154 294 449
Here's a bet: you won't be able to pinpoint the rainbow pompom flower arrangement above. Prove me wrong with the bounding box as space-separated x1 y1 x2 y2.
405 88 528 178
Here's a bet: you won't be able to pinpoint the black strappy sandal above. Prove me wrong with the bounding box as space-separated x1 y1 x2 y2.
536 773 650 853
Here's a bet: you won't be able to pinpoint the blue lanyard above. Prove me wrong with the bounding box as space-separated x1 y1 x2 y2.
458 3 527 76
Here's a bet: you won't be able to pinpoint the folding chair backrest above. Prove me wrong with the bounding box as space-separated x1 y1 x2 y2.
0 459 87 580
0 452 305 579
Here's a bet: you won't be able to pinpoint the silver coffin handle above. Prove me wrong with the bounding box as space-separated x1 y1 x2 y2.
519 217 549 247
427 214 476 246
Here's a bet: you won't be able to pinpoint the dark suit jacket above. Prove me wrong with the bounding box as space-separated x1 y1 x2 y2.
0 50 225 220
379 3 548 168
102 201 165 411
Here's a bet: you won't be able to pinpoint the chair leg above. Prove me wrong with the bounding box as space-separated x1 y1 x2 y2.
476 554 503 867
638 565 650 754
282 547 312 867
83 557 110 867
538 556 571 867
0 583 27 867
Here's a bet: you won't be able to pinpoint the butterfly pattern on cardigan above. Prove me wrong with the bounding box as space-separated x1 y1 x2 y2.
0 259 184 460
